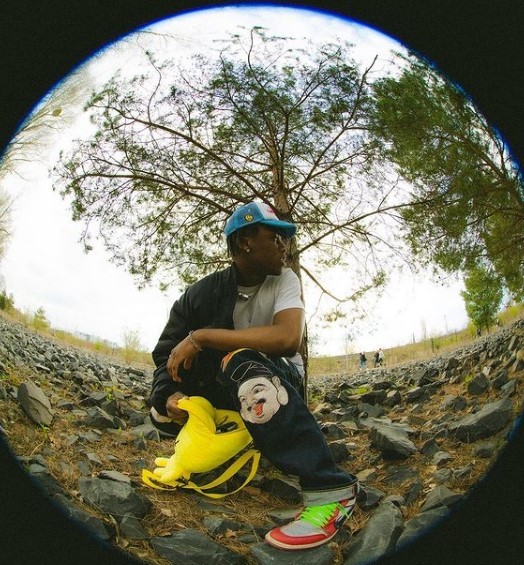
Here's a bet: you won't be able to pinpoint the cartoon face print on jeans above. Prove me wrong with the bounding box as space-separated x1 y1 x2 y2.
237 375 289 424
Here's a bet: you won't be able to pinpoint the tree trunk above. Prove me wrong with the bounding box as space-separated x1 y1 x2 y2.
269 141 310 401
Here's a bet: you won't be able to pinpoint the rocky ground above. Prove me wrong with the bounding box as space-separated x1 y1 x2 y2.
0 312 523 565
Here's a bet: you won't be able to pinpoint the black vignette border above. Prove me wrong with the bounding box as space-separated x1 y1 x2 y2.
0 1 523 564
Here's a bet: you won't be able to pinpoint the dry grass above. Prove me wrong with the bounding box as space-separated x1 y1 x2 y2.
1 307 523 563
309 302 524 377
3 360 521 565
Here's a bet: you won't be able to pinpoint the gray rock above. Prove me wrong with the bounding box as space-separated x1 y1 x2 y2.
119 514 149 540
420 438 441 457
491 369 509 390
396 506 449 550
360 390 387 405
358 401 385 418
85 451 104 468
356 484 386 510
98 469 132 484
420 485 462 512
382 465 419 486
453 464 474 481
500 378 517 398
203 516 251 536
410 367 439 386
260 477 301 503
78 476 151 519
405 387 428 403
433 468 453 484
84 406 121 430
467 373 490 395
448 398 513 442
320 421 348 439
53 494 115 541
370 424 418 459
440 395 467 412
344 502 404 565
151 529 246 564
383 389 402 407
432 451 453 467
329 439 353 463
473 441 498 458
266 507 300 525
17 381 53 426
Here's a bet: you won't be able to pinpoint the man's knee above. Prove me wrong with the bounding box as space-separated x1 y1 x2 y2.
220 348 275 384
147 406 183 438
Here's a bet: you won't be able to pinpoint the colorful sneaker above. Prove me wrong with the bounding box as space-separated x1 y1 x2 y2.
265 490 358 550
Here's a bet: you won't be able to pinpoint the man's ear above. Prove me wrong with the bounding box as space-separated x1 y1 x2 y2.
237 234 251 254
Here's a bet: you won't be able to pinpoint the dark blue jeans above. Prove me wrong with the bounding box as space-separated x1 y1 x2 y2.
218 349 358 505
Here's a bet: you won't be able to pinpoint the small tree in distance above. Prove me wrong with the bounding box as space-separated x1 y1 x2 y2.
460 265 503 334
122 328 143 363
32 307 50 332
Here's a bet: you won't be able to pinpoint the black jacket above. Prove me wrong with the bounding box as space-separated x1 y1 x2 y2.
149 265 239 414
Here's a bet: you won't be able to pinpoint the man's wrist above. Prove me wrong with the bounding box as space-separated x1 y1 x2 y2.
188 329 204 351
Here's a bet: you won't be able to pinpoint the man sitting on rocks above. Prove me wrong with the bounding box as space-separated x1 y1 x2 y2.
148 201 359 550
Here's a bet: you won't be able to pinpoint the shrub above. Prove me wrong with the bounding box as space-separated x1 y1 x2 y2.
0 290 14 312
32 307 50 332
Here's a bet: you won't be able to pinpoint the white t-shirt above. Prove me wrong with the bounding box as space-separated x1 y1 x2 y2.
233 268 305 375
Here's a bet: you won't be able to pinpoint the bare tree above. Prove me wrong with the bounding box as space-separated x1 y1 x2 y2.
0 67 94 181
0 187 13 260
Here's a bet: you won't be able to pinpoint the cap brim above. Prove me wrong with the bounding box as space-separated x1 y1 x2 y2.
259 220 296 238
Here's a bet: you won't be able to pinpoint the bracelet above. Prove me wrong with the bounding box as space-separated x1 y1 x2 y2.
188 330 203 352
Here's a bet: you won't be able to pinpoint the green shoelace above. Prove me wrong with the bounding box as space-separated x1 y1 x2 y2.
299 501 349 528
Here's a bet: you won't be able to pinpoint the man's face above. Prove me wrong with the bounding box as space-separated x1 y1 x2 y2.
245 225 290 277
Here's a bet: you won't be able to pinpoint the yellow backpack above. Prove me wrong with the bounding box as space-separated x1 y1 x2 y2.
141 396 260 498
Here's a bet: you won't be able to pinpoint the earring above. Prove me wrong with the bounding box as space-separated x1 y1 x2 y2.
245 248 251 254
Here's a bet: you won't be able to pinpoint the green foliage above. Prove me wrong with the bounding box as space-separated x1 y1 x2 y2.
32 307 50 332
371 53 524 300
0 289 14 312
460 265 503 332
53 27 400 306
104 386 116 401
499 302 524 324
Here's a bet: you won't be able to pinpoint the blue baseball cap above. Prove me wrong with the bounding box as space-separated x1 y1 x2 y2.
224 201 297 238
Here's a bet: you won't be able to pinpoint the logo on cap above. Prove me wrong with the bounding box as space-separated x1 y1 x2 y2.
244 214 254 222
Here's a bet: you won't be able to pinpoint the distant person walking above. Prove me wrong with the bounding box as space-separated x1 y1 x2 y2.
359 352 367 369
377 348 384 366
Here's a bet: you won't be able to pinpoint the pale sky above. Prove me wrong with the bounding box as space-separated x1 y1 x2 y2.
1 5 469 356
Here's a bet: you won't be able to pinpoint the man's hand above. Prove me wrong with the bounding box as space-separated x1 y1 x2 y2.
167 336 199 382
166 391 189 425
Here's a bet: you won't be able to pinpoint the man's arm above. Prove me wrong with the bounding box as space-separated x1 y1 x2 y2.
166 308 305 381
198 307 304 354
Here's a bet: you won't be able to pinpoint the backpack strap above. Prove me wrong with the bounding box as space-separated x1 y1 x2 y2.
141 448 260 498
182 448 260 499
